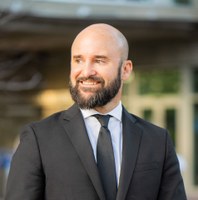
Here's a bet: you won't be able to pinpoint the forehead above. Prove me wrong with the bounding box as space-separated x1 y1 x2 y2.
71 29 122 57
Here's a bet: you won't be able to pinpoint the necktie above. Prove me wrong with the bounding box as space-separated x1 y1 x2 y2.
94 114 117 200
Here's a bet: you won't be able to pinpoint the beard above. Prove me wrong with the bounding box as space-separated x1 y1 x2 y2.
69 65 122 109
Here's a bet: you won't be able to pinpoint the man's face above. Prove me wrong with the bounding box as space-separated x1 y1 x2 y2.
69 31 123 109
69 63 122 109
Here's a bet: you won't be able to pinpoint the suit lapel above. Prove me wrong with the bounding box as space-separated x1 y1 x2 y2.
116 108 143 200
60 104 105 200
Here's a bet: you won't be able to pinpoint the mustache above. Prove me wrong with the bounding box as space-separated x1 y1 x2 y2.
76 76 105 84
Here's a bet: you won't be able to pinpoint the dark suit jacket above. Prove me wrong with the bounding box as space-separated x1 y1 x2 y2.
5 104 187 200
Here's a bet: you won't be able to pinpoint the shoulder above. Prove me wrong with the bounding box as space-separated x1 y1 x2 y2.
123 108 168 142
123 106 166 134
21 104 78 136
126 112 174 155
29 104 80 129
29 110 64 130
133 114 166 133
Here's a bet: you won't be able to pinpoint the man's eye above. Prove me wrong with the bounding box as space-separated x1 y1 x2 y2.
74 59 82 64
95 59 105 64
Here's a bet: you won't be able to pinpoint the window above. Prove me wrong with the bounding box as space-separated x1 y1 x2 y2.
165 108 176 145
193 68 198 93
143 109 153 122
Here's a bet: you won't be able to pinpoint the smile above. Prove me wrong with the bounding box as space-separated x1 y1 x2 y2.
76 76 105 89
80 80 100 85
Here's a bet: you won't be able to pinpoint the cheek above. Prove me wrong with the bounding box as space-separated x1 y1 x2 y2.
103 75 115 86
70 68 80 81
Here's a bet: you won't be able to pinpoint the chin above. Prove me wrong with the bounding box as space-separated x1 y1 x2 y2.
79 90 96 98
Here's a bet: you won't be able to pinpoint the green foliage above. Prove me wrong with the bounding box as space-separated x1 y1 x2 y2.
174 0 191 5
138 69 180 95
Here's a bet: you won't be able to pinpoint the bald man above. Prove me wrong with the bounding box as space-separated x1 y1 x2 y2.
5 24 187 200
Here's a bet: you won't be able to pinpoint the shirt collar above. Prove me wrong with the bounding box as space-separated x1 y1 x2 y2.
80 101 122 122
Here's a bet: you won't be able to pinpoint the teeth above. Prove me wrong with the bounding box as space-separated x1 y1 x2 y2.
82 81 98 85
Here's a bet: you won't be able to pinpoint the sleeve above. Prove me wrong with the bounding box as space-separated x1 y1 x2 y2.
5 125 45 200
157 131 187 200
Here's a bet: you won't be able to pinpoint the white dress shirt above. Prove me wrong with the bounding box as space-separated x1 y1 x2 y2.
80 102 123 185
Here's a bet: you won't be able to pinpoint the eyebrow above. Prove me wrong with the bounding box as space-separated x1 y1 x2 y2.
72 55 108 60
94 55 108 59
72 55 82 59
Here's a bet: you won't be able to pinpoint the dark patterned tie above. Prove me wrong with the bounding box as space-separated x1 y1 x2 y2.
94 114 117 200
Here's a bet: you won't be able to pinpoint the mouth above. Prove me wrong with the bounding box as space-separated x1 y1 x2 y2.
77 77 103 86
80 80 101 86
76 77 104 92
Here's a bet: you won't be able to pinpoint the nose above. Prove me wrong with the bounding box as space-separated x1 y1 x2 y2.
82 61 96 77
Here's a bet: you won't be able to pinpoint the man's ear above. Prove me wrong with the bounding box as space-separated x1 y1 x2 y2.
121 60 133 81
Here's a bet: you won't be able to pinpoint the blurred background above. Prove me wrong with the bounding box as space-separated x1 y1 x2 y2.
0 0 198 199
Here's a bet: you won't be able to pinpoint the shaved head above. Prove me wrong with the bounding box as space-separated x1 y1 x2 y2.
72 23 129 61
70 23 133 112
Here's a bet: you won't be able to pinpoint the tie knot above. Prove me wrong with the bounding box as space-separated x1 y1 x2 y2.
94 114 110 128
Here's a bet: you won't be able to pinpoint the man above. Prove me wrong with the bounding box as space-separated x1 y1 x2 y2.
5 23 187 200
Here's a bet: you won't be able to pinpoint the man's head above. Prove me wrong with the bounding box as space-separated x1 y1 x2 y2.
69 23 132 112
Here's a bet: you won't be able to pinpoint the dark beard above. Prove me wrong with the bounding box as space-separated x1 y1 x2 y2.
69 66 121 109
